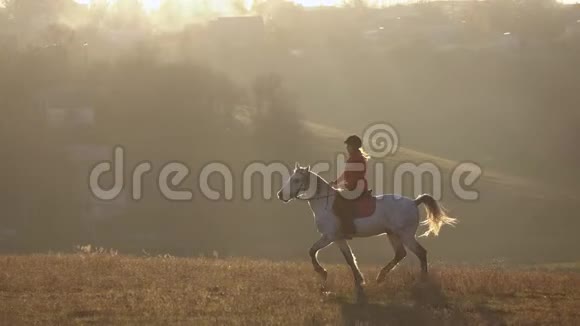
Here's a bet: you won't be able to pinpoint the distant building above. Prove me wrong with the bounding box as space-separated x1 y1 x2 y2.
38 87 95 130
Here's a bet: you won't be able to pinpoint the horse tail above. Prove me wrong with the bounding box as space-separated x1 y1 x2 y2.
414 194 457 237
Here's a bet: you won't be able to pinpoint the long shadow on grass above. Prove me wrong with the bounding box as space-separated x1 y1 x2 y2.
337 279 506 326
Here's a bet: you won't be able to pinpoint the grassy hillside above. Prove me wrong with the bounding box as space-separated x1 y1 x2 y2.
1 253 579 325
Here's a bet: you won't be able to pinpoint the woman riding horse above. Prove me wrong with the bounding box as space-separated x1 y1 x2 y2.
330 135 371 239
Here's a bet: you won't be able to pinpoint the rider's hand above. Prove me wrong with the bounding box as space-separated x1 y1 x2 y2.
330 180 337 187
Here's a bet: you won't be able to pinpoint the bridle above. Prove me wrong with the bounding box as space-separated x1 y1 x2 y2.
293 173 336 209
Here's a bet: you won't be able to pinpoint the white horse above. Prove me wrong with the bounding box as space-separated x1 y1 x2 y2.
276 163 457 296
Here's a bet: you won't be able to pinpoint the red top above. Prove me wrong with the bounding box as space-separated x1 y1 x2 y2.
339 151 368 192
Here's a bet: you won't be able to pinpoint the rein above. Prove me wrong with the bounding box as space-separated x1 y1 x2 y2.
296 192 336 201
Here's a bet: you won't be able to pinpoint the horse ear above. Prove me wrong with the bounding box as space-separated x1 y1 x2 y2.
294 162 300 170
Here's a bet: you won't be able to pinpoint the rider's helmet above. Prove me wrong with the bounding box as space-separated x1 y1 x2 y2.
344 135 362 149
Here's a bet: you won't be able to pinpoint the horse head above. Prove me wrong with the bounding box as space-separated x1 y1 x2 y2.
277 162 312 202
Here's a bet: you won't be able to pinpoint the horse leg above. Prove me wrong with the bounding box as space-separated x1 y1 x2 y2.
336 239 366 302
309 236 333 289
402 236 428 278
376 233 407 283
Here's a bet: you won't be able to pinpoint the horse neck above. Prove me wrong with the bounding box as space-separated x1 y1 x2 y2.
307 173 334 213
314 174 332 195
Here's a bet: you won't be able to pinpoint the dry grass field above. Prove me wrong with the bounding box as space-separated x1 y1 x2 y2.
0 251 579 325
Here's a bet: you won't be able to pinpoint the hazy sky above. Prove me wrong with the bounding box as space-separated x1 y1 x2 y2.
70 0 579 11
1 1 575 12
70 0 424 11
68 0 580 15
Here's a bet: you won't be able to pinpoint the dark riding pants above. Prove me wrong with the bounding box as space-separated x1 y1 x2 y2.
333 192 356 235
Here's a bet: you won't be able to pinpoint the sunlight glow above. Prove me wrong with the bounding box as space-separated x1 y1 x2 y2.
73 0 257 15
292 0 343 7
71 0 580 18
141 0 162 14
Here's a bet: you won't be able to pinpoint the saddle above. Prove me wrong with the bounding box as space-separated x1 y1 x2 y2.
333 189 376 219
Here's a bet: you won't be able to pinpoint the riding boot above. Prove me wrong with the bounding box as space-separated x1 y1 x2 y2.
334 192 355 239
